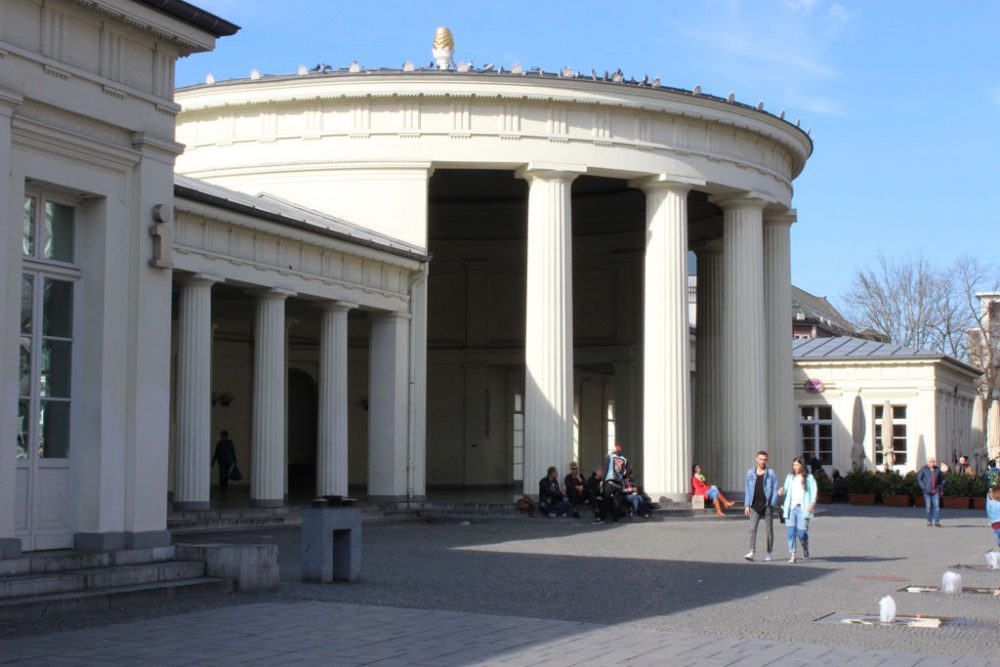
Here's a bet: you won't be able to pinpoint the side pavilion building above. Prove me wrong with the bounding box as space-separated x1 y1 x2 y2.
169 33 814 509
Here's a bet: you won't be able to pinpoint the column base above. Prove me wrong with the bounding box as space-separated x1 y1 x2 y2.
74 532 126 551
650 492 692 507
249 498 284 508
173 500 210 511
366 494 409 504
0 537 23 560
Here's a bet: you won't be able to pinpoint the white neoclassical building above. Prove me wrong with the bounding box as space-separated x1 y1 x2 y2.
0 0 237 556
168 28 813 511
2 8 816 555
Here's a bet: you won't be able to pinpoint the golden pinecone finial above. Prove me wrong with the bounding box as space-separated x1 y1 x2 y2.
433 26 454 51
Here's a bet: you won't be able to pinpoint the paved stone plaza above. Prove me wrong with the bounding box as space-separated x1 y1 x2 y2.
1 505 998 665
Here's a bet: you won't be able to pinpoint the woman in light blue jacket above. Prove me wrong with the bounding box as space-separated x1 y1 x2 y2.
987 482 1000 548
778 457 817 563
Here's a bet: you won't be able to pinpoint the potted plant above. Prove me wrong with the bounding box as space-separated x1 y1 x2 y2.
816 475 834 504
880 471 911 507
900 471 922 506
941 472 972 509
971 475 989 510
846 469 880 504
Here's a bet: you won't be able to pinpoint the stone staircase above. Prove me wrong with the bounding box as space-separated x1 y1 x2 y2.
168 503 423 533
0 546 233 620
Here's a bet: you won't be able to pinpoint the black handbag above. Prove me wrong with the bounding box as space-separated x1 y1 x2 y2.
229 464 243 481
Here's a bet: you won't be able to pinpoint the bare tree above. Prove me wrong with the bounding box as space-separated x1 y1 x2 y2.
958 256 1000 413
843 252 965 357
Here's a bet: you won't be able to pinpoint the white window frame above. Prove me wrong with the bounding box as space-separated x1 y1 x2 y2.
798 404 833 468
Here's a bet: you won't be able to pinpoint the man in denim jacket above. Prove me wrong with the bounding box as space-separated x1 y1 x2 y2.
744 450 778 561
917 457 944 527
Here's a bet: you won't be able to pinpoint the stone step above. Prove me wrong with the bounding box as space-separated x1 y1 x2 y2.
0 561 206 600
0 576 234 621
0 546 176 576
168 506 423 533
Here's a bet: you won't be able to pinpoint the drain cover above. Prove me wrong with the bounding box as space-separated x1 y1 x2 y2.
902 585 1000 596
816 612 951 628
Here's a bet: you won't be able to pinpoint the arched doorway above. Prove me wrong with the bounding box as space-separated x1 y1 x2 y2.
287 368 318 496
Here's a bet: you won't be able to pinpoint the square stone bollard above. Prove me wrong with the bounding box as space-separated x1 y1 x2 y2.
301 504 362 582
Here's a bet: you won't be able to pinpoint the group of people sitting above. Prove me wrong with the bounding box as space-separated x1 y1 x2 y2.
537 443 654 523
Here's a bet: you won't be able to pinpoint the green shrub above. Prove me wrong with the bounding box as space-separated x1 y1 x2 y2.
817 476 834 494
846 469 880 494
879 471 906 495
899 471 921 497
970 474 990 497
943 472 974 497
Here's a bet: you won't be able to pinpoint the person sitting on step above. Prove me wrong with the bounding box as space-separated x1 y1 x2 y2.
691 464 735 516
538 466 574 518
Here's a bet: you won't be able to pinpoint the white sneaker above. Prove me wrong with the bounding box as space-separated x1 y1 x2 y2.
744 551 754 561
789 552 796 563
764 552 772 562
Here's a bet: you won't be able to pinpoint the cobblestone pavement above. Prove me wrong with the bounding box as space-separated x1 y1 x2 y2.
1 504 998 665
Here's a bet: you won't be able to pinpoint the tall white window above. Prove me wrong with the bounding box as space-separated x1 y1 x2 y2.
512 391 524 482
799 405 833 466
874 404 907 466
18 193 78 460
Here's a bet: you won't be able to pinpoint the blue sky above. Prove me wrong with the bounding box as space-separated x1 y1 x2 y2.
175 0 1000 307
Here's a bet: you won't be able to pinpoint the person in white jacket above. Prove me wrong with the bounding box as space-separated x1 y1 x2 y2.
778 457 817 563
987 481 1000 548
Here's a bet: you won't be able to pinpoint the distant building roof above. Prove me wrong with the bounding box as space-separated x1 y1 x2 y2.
174 174 428 262
793 336 980 375
791 285 855 336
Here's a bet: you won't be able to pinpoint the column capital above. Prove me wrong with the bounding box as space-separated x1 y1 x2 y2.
691 238 723 256
628 173 705 193
245 287 296 300
515 162 586 183
318 301 358 313
178 272 224 287
709 191 773 211
763 208 797 227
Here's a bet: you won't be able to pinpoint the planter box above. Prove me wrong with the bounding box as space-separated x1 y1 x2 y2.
816 492 834 504
941 497 971 510
848 493 877 505
882 494 912 507
972 497 987 511
914 495 925 507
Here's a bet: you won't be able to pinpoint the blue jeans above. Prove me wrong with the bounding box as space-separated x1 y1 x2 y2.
993 527 1000 547
923 493 940 524
786 505 809 553
541 500 571 516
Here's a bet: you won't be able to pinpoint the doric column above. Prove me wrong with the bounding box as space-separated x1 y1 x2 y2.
714 194 769 493
517 165 582 496
368 312 411 502
693 239 724 484
317 302 355 497
173 274 221 510
634 177 696 502
250 288 293 507
764 210 797 470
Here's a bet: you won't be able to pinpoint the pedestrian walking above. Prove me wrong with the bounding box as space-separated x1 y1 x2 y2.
744 450 778 561
778 457 817 563
917 457 944 527
212 430 238 496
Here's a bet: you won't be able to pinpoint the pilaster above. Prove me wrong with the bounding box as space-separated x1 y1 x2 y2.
317 302 355 497
517 165 583 495
250 288 293 507
173 274 222 510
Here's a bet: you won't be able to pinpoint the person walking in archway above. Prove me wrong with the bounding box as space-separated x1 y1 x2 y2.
212 430 238 497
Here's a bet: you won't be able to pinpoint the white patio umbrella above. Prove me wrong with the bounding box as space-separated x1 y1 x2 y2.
988 399 1000 462
881 400 895 470
851 394 866 470
970 395 985 469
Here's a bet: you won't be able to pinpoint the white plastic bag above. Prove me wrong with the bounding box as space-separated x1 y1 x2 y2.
986 550 1000 570
940 570 962 594
878 595 896 623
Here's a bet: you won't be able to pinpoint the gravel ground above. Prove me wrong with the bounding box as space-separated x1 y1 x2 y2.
2 504 998 660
